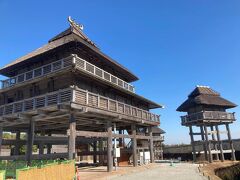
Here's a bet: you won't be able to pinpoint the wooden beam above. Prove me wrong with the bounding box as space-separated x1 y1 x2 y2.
74 130 152 140
75 130 108 138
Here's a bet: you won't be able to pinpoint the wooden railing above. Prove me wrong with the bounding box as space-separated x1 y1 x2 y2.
73 87 159 122
1 54 135 93
153 135 164 141
0 87 160 123
1 56 73 89
181 111 235 124
73 55 135 93
0 88 72 116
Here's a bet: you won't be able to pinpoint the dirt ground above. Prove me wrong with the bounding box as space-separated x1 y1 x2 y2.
200 160 239 180
78 164 160 180
78 163 207 180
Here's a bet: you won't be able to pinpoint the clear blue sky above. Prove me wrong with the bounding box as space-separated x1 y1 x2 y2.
0 0 240 144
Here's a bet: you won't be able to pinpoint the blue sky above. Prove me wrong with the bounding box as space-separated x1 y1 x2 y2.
0 0 240 144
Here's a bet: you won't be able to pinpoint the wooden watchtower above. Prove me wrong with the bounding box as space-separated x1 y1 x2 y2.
0 17 163 172
177 86 237 163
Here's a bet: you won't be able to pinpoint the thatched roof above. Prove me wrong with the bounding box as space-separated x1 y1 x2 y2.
152 126 165 134
0 20 138 82
177 86 237 112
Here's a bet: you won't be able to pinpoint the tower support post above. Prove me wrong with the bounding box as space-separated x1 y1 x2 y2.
148 126 154 163
226 123 236 161
107 121 113 172
204 126 213 163
131 124 138 166
189 126 197 162
200 126 208 161
210 126 219 161
68 114 76 160
14 131 21 155
26 119 35 166
216 125 224 162
0 127 2 156
93 141 97 164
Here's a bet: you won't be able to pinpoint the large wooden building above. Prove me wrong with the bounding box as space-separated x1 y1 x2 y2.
177 86 237 163
0 17 163 172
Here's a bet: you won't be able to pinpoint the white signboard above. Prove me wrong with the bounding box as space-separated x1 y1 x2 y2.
114 148 121 158
144 151 150 160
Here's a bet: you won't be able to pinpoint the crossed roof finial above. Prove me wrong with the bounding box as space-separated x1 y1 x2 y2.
68 16 84 31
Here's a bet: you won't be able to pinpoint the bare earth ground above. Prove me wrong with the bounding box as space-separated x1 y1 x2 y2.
200 160 240 180
78 163 207 180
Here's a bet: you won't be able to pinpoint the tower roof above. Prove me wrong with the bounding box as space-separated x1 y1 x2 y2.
177 86 237 112
0 17 139 82
152 126 166 134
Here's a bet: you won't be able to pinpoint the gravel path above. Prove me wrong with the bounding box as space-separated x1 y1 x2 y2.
110 163 207 180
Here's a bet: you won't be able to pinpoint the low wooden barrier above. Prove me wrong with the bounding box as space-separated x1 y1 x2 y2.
0 171 5 180
16 160 75 180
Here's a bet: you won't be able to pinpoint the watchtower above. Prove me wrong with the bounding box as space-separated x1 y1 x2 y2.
177 86 237 163
0 17 163 171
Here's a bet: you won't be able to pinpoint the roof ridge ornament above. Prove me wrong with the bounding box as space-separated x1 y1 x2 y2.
67 16 98 48
68 16 84 31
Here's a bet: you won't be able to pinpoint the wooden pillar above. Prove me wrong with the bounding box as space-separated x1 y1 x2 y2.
189 126 197 162
119 130 123 147
160 142 164 160
68 114 76 160
210 126 219 160
131 124 137 167
39 131 45 155
93 141 97 164
148 126 154 163
39 143 44 155
107 121 113 172
99 139 104 165
216 125 224 162
226 123 236 161
0 127 2 156
47 133 52 154
14 131 21 155
200 126 208 161
26 119 35 166
204 126 213 163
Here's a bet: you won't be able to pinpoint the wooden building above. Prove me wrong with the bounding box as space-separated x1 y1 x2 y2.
152 127 165 160
177 86 237 163
0 17 163 172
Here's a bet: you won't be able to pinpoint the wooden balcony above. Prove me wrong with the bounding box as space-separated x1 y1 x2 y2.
1 56 73 89
181 111 236 125
0 86 160 125
153 135 164 141
0 54 135 93
73 55 135 92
